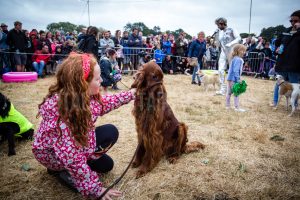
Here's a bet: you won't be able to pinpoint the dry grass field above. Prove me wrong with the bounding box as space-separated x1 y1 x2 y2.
0 74 299 200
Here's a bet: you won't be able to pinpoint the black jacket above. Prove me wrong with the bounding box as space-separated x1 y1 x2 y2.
100 57 114 87
82 35 99 59
7 29 27 52
275 27 300 73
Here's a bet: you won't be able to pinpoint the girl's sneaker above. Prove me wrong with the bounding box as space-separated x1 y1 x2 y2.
234 108 246 112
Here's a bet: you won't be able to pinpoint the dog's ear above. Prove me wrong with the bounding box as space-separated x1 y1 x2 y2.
0 93 11 118
131 71 145 89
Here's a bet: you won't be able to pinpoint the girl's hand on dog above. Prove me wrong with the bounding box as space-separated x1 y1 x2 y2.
130 88 136 96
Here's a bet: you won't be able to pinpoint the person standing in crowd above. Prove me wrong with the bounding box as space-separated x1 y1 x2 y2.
261 42 273 79
188 31 207 86
112 30 123 68
128 27 142 70
154 43 164 68
270 10 300 107
0 23 11 74
175 32 187 58
37 31 47 50
77 27 87 43
214 17 241 95
79 26 99 59
120 31 131 74
161 34 172 55
7 21 27 72
99 31 114 57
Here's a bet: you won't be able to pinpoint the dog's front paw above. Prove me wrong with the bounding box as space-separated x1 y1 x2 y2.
167 156 178 164
136 169 146 179
8 150 16 156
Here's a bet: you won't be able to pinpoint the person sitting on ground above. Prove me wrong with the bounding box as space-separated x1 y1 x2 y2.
138 51 151 69
100 49 122 92
32 52 136 199
177 57 189 74
32 44 51 78
162 54 174 74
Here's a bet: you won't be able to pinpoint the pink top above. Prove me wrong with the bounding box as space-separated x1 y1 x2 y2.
32 91 134 198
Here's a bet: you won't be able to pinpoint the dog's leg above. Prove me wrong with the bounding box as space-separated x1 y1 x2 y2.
136 150 155 178
166 124 187 164
7 129 16 156
286 96 289 111
288 94 297 117
136 147 162 178
274 95 282 110
132 143 145 168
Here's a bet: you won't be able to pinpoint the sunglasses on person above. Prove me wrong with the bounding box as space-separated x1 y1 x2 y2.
290 19 299 23
219 23 225 26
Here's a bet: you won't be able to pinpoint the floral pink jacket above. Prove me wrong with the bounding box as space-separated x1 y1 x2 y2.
32 91 134 198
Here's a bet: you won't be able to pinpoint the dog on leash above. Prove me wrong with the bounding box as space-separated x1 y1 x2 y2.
196 70 220 91
275 75 300 116
131 61 205 178
0 93 34 156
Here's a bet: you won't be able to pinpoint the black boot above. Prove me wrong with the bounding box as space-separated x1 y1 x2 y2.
58 170 78 192
112 84 120 90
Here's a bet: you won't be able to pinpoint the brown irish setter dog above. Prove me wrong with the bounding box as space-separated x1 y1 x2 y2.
131 61 205 178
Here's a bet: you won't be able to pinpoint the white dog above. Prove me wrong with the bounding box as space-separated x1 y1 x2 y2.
275 75 300 116
196 70 220 91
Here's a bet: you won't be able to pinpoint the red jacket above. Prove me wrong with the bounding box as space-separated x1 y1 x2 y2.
32 50 51 63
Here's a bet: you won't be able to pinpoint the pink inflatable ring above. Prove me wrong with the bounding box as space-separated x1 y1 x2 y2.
2 72 38 83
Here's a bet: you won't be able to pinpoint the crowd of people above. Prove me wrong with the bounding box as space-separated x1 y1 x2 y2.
0 19 281 83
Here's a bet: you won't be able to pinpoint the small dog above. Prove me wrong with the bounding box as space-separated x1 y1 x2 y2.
275 75 300 116
131 61 205 178
0 93 34 156
196 70 220 91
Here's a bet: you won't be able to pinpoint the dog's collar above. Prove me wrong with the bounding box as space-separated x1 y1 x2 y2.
146 81 163 90
199 74 205 78
278 81 285 86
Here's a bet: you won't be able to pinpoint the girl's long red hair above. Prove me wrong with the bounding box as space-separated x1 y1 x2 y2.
38 53 101 147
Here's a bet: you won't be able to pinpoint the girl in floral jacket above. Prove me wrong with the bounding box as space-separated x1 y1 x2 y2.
32 52 135 199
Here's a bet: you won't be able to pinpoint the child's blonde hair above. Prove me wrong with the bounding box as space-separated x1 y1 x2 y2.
231 44 247 59
38 53 100 147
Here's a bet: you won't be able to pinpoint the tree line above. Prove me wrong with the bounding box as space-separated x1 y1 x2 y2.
47 21 287 41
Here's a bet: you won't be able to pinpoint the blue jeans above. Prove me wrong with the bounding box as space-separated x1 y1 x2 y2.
192 61 202 83
273 72 300 105
32 61 45 76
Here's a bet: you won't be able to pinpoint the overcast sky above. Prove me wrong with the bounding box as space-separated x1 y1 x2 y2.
1 0 299 36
